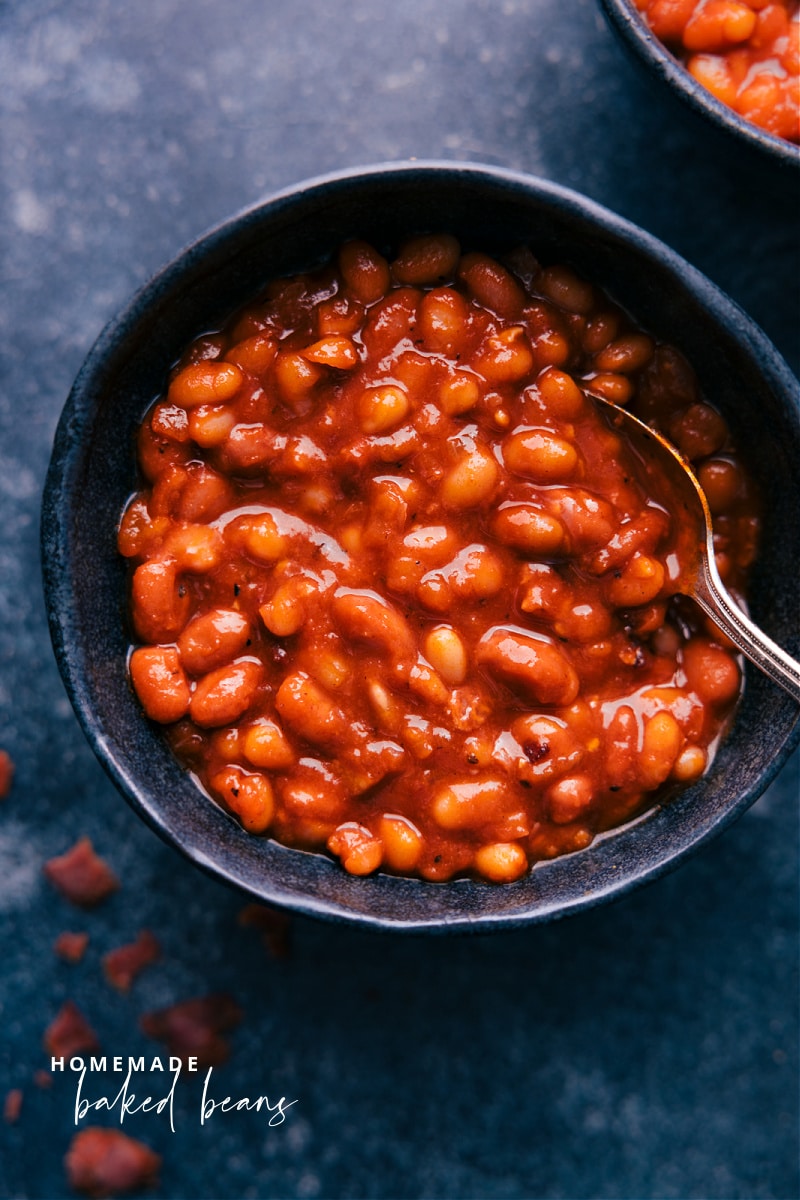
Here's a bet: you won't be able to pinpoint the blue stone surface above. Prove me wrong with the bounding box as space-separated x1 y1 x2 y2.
0 2 798 1198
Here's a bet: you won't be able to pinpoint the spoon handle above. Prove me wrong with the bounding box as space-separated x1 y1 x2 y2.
693 558 800 705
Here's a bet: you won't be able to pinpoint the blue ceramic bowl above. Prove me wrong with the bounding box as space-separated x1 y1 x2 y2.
598 0 800 171
41 162 800 932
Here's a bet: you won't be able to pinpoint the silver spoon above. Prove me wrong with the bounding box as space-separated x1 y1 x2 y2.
587 390 800 704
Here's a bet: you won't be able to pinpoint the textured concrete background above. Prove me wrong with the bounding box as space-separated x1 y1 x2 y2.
0 1 798 1197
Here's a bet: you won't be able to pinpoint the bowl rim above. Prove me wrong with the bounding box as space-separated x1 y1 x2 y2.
597 0 800 170
41 159 800 933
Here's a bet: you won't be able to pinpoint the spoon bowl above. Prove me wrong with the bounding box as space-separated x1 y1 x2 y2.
591 392 800 704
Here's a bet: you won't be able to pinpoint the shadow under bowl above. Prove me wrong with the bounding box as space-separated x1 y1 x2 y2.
598 0 800 173
41 161 800 933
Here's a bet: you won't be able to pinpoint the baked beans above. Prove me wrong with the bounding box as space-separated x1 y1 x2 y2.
635 0 800 141
119 235 760 884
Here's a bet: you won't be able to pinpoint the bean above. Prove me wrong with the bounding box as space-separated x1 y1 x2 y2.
547 490 616 551
239 513 288 563
409 659 450 705
358 384 410 435
687 52 738 106
537 367 586 419
440 443 498 509
164 524 223 574
683 0 756 51
361 288 420 358
443 544 505 600
582 312 621 353
418 287 470 353
327 822 383 875
432 777 510 830
424 626 468 685
338 240 391 304
188 405 237 448
211 767 274 834
510 714 584 780
224 333 278 375
670 402 727 460
343 739 406 796
697 458 742 513
538 264 595 314
168 361 244 408
274 351 324 402
392 234 461 285
518 562 566 617
606 553 665 608
588 510 670 576
275 671 347 748
585 371 634 406
504 427 579 482
640 711 682 787
129 646 190 724
403 523 459 559
474 327 534 384
178 608 251 675
137 422 191 483
379 814 423 872
473 842 528 883
280 764 346 824
117 499 170 559
594 333 655 374
647 0 702 41
332 589 416 659
477 626 580 706
552 601 612 643
492 504 565 555
682 638 741 706
211 725 243 760
302 335 359 370
190 660 264 728
220 423 282 473
317 294 365 336
672 744 707 782
531 328 571 369
457 252 526 319
131 560 192 644
438 371 481 415
242 719 296 769
259 577 318 638
604 704 638 788
546 774 594 824
306 645 351 691
151 403 191 443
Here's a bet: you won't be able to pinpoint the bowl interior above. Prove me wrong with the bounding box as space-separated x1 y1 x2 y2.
42 163 800 931
597 0 800 171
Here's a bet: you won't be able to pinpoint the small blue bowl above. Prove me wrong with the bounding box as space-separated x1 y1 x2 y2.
41 162 800 932
598 0 800 172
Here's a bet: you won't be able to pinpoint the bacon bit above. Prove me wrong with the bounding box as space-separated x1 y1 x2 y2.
65 1127 161 1198
140 994 241 1067
44 838 119 908
0 750 14 799
44 1001 100 1059
33 1070 53 1090
4 1088 22 1124
54 931 90 963
237 903 292 958
102 931 161 992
